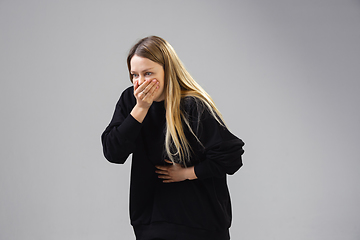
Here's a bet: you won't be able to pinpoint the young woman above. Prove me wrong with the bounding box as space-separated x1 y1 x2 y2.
101 36 245 240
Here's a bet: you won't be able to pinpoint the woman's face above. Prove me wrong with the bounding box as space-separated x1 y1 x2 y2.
130 54 165 102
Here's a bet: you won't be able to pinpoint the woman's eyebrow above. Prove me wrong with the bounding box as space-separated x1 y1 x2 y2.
130 67 154 73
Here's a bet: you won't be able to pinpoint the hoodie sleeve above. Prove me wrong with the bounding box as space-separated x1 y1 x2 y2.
101 86 142 164
194 125 245 179
182 97 245 179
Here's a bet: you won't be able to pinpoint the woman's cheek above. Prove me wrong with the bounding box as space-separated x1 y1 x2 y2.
144 75 154 81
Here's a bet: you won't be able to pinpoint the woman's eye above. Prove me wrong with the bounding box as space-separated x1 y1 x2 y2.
145 72 152 76
132 73 138 78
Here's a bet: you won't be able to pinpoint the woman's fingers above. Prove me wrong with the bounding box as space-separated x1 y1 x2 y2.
164 159 172 164
138 80 159 102
155 160 188 183
142 80 158 95
144 81 159 99
134 79 158 101
135 79 154 94
155 168 167 174
133 79 139 91
130 78 160 123
155 167 170 180
155 165 168 176
158 175 172 180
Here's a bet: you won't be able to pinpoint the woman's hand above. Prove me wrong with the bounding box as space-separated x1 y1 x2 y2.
134 79 160 109
130 79 159 123
155 160 197 183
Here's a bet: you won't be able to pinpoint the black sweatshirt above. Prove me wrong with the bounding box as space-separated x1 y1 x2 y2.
101 86 245 240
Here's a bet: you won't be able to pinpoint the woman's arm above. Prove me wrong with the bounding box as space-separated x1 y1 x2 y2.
102 79 160 164
155 136 244 183
101 87 140 164
185 98 245 180
154 98 245 182
194 137 245 179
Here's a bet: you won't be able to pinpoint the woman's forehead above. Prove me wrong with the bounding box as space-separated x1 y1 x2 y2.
130 55 161 71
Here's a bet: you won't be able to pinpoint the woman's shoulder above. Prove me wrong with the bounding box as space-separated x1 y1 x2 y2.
181 95 226 130
181 96 220 126
114 85 136 111
118 85 135 102
121 85 135 99
181 96 207 117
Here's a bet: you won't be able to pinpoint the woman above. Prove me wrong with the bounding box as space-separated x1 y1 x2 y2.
101 36 245 240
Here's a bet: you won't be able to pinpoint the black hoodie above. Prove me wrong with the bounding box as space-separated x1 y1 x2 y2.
101 86 245 240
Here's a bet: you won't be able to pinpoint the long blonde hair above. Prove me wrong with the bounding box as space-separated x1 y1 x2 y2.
127 36 225 166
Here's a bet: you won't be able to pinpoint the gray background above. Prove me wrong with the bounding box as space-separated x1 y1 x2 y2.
1 0 359 239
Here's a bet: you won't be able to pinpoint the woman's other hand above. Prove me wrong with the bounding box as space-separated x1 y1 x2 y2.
155 160 197 183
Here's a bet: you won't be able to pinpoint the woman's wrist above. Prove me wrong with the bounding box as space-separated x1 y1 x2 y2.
185 166 197 180
130 104 150 123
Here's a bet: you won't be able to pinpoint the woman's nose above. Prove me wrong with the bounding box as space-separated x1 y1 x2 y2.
138 75 145 85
